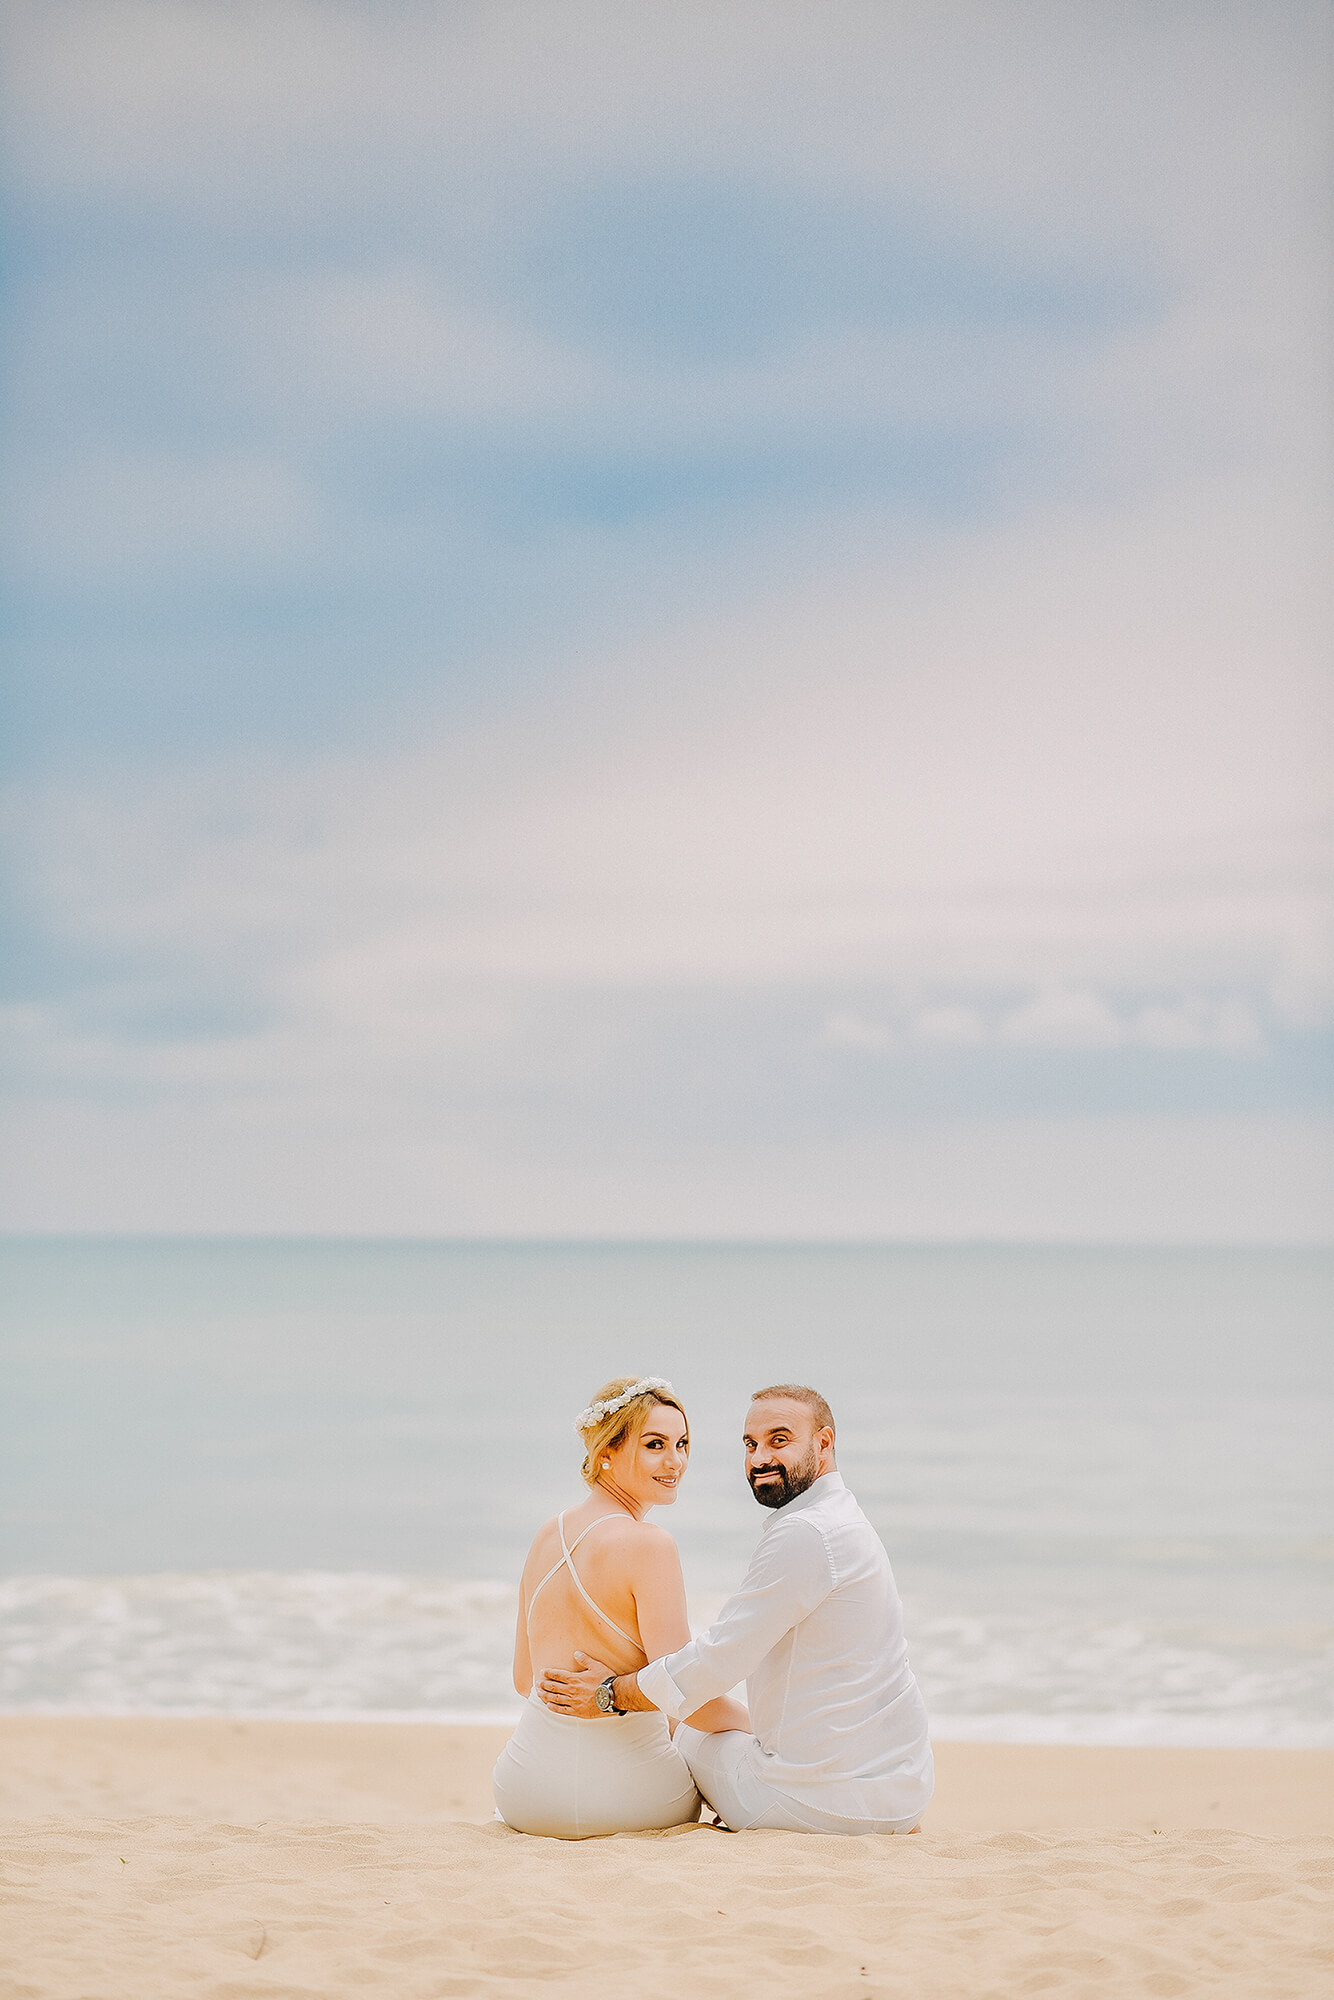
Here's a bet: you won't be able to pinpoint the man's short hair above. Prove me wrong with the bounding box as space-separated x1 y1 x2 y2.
750 1383 835 1439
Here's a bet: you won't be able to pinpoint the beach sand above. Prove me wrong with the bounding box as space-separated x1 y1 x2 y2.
3 1720 1331 1997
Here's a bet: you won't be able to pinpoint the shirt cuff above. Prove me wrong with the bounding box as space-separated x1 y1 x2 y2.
636 1655 688 1721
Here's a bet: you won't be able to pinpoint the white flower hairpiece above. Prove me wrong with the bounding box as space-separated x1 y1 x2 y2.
574 1376 674 1434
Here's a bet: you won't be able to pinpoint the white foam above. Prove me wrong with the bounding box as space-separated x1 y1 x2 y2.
2 1572 1330 1747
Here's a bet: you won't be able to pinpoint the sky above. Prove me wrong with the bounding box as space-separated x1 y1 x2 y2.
1 0 1330 1240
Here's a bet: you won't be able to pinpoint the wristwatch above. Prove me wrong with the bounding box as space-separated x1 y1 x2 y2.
594 1675 625 1715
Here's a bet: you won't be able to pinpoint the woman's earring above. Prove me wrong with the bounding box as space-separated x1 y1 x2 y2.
602 1459 611 1470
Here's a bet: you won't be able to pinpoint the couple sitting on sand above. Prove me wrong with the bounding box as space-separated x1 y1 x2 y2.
492 1376 933 1839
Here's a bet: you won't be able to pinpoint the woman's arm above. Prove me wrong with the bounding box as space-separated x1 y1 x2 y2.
628 1526 693 1662
512 1593 532 1698
631 1530 749 1735
681 1691 750 1733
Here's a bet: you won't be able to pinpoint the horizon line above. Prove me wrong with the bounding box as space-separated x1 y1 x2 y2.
1 1231 1329 1253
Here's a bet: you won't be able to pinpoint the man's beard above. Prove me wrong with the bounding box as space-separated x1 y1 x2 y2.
747 1447 820 1509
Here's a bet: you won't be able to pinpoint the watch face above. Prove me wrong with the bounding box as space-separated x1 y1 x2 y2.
595 1683 612 1711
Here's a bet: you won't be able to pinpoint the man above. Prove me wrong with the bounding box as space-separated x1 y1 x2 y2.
539 1383 933 1834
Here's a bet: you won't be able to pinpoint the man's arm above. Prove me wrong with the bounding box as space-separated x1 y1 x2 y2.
612 1671 656 1711
538 1658 747 1732
636 1519 833 1719
538 1651 657 1717
540 1519 833 1721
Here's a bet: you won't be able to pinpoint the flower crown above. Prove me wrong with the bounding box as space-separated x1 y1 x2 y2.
574 1376 675 1435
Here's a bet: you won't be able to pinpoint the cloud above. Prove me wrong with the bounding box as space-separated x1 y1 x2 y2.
1 1 1329 1235
999 989 1126 1051
3 450 328 588
5 490 1328 1139
835 992 1272 1057
3 1 1326 776
1131 998 1263 1055
824 1012 897 1052
8 3 1323 251
8 473 1328 968
911 1006 987 1047
996 990 1267 1055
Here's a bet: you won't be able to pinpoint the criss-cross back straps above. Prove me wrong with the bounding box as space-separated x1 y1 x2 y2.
525 1512 638 1649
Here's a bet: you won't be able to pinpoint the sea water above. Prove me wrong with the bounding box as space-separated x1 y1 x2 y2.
1 1238 1330 1743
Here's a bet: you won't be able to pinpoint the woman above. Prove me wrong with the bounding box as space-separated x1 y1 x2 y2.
492 1374 747 1838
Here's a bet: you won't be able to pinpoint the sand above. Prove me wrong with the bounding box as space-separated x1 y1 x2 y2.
3 1721 1331 1998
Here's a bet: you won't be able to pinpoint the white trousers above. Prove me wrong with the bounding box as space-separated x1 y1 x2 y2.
674 1725 924 1835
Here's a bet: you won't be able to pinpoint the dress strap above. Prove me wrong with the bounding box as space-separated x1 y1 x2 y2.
525 1511 639 1649
558 1513 639 1648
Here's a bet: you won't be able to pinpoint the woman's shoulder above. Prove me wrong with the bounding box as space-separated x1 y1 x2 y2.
521 1514 561 1567
629 1517 678 1551
591 1515 680 1569
526 1506 677 1557
574 1510 678 1556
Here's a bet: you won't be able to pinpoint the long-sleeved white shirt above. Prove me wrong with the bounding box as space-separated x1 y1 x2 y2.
637 1469 932 1821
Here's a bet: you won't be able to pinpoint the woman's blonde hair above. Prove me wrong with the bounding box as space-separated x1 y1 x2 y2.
577 1376 689 1488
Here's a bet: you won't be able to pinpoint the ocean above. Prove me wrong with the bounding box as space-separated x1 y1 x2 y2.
2 1238 1330 1744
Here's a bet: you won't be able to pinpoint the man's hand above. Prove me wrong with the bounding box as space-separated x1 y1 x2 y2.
538 1651 611 1718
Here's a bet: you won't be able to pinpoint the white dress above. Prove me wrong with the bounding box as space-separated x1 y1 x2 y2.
492 1513 701 1839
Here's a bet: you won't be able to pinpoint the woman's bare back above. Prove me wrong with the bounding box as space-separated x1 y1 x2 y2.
521 1508 649 1679
515 1500 695 1694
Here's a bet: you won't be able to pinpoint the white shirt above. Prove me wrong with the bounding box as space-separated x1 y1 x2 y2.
637 1470 933 1822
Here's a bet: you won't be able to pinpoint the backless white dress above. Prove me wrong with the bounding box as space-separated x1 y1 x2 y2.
492 1513 701 1839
